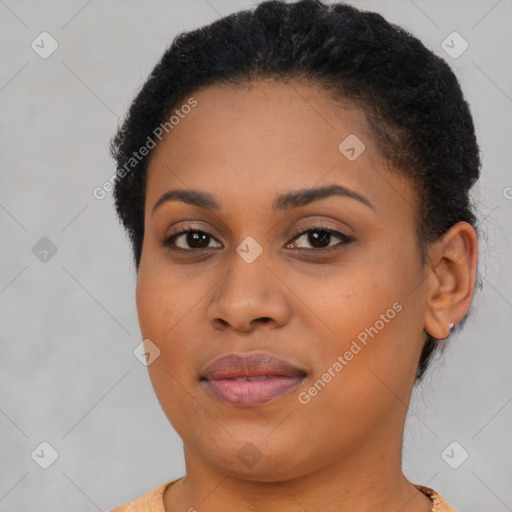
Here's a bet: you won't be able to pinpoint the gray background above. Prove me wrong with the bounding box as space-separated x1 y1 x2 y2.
1 0 511 511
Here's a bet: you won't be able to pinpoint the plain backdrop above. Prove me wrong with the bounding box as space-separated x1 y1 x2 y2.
1 1 511 511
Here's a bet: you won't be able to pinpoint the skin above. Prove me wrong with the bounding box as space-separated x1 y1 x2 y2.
135 78 478 512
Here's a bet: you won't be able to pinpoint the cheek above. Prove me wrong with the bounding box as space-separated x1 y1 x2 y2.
298 248 424 406
288 253 410 349
136 272 167 333
294 306 418 454
135 256 201 343
135 267 190 392
136 271 201 435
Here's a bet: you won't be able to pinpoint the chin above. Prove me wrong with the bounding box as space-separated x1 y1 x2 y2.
196 435 318 483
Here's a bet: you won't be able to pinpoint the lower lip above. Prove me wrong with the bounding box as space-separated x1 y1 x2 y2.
203 376 305 406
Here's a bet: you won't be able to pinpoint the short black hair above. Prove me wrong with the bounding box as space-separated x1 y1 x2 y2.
110 0 480 380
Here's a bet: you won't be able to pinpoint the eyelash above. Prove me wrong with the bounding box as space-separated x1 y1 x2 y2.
162 225 354 253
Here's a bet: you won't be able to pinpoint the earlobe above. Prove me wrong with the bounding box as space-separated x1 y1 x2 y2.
423 222 478 340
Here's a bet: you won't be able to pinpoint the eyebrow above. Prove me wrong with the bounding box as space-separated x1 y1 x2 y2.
152 184 374 215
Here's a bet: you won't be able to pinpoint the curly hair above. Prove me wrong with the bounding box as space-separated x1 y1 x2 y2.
110 0 480 380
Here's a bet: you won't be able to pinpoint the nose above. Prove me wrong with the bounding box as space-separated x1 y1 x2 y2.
207 250 292 333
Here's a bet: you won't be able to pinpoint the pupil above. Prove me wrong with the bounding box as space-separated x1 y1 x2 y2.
309 230 330 248
188 231 209 248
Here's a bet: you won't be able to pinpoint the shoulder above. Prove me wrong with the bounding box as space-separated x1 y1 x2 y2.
107 480 177 512
415 484 461 512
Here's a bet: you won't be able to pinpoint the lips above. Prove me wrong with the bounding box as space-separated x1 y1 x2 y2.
200 352 307 406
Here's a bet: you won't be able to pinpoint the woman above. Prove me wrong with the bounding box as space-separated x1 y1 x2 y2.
109 1 479 510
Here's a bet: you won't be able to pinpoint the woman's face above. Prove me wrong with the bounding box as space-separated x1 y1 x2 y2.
137 79 429 480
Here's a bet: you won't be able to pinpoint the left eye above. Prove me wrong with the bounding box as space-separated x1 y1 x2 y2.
286 227 353 251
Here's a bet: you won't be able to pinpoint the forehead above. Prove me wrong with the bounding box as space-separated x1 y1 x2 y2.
146 79 414 217
149 78 376 169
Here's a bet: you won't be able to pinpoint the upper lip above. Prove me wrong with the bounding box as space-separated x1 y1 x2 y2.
200 352 307 380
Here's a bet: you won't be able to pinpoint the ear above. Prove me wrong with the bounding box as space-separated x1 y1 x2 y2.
423 221 479 340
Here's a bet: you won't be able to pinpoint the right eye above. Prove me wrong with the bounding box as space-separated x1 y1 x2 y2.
163 228 223 251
